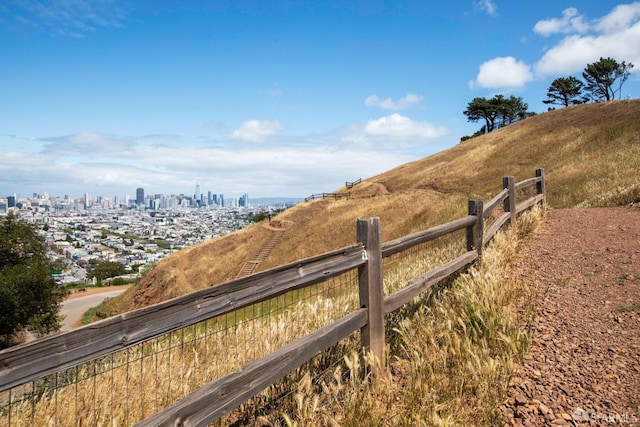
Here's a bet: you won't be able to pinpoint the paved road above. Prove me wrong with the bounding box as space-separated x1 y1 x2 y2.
60 289 127 331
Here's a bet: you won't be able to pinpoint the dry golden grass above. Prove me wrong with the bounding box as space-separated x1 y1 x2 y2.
249 207 544 427
99 100 640 315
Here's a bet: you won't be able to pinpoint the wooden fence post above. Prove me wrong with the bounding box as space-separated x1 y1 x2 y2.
357 217 385 365
536 168 546 209
503 176 517 227
466 199 484 256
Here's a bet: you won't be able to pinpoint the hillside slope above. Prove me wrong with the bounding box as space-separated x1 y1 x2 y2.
106 100 640 314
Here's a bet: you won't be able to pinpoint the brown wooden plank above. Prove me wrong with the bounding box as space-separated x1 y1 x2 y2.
467 199 484 256
383 251 477 314
516 194 544 214
483 188 509 218
381 215 476 258
536 168 546 209
135 309 368 427
483 212 510 246
0 244 367 392
357 218 385 364
514 176 541 191
503 176 517 227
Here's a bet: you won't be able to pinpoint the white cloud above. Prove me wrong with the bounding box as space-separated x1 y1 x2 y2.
534 4 640 76
474 0 497 16
228 119 284 142
342 114 448 147
473 4 640 90
2 139 401 198
133 143 414 197
364 93 424 110
595 2 640 34
476 57 534 89
533 7 588 37
0 119 450 198
42 132 137 157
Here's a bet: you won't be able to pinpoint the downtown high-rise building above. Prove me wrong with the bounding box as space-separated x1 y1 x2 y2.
136 188 144 205
239 192 249 208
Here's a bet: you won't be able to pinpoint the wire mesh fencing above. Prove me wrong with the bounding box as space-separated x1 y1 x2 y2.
0 270 360 426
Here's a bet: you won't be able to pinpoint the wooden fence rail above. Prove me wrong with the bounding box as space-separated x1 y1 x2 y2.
345 178 362 188
0 169 546 426
304 192 351 202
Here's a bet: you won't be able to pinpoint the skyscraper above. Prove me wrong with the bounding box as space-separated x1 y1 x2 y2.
239 192 249 208
136 188 144 205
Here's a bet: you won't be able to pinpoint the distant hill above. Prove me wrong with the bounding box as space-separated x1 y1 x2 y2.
101 101 640 316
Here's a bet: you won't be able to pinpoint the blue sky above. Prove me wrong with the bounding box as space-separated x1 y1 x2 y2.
1 1 639 200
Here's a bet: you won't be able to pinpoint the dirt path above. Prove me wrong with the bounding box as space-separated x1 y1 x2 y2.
502 207 640 426
65 284 131 300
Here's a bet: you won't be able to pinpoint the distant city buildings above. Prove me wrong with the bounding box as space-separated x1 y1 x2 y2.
0 187 294 286
136 187 144 205
0 185 298 217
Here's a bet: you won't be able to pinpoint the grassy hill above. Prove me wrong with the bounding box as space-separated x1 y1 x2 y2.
101 100 640 316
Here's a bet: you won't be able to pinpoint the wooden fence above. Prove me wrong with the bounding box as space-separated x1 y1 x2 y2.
345 178 362 189
304 192 352 202
0 168 546 426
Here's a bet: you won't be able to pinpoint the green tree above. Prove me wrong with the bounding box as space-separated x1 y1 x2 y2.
0 213 65 347
88 261 127 283
543 76 588 107
498 95 531 126
582 57 634 102
463 94 532 136
463 97 500 133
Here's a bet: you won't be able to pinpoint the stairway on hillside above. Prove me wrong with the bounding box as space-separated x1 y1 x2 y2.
235 230 285 278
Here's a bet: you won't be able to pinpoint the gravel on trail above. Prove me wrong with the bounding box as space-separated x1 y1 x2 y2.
501 207 640 426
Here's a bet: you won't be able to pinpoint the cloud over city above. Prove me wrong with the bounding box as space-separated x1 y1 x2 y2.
0 122 426 198
228 120 284 143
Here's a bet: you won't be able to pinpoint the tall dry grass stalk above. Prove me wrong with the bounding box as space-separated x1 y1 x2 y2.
253 207 543 426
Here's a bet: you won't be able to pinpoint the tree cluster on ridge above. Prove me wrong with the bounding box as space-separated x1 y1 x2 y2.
462 57 634 141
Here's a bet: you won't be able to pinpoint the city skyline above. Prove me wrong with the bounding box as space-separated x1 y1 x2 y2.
2 186 298 212
6 181 241 202
1 1 639 198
